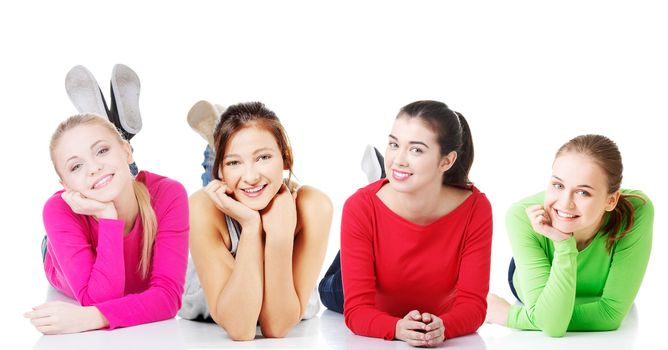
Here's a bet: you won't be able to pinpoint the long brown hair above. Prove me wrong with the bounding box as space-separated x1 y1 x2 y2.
556 134 643 253
49 114 157 278
211 102 294 184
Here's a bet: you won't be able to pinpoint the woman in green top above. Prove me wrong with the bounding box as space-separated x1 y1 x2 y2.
486 134 653 337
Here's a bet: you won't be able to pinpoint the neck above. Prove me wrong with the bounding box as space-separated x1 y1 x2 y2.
388 180 444 224
573 217 603 251
113 181 139 235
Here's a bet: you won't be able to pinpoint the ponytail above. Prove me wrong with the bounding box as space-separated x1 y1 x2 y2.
133 180 157 279
442 112 474 188
601 194 644 253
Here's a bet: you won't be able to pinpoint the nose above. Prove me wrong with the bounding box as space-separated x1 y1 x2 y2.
393 148 409 167
88 160 103 176
243 164 261 185
558 192 575 210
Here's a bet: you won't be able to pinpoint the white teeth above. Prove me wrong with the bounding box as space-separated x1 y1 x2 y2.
393 170 410 178
243 185 265 193
93 175 112 189
556 210 576 218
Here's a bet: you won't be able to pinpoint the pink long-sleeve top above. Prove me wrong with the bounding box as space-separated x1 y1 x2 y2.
42 171 189 329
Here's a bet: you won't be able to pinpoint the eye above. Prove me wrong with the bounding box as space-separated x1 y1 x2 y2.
410 147 423 154
257 154 272 162
576 190 591 197
225 160 240 166
70 163 82 172
97 147 109 156
388 142 398 149
552 182 564 190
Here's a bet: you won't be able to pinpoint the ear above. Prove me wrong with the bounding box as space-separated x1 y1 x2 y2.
123 141 134 164
439 151 458 173
605 191 621 211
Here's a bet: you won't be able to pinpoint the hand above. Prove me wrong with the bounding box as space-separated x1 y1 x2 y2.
485 293 511 326
421 313 445 347
395 310 429 347
526 205 572 242
24 301 107 335
61 190 117 219
204 180 260 228
260 184 297 237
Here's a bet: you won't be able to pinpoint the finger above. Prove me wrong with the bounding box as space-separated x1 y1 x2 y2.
30 315 53 327
36 325 58 335
401 320 427 331
424 326 444 340
405 309 422 320
421 312 432 324
426 334 445 347
402 329 426 341
425 315 443 331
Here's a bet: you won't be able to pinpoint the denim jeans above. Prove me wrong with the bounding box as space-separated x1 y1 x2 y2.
508 258 522 302
201 145 214 187
318 251 344 314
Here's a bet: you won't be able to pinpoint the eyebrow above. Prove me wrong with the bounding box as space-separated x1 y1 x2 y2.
65 140 106 163
223 147 276 159
552 175 595 190
388 134 430 148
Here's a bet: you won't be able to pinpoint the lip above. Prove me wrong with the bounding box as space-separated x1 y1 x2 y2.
91 174 114 190
553 208 580 221
240 184 267 198
391 169 412 182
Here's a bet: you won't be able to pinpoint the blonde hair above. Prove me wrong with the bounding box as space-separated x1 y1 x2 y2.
50 114 157 278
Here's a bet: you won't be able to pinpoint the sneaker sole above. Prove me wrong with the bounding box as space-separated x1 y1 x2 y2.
65 65 108 118
111 64 142 134
187 100 220 148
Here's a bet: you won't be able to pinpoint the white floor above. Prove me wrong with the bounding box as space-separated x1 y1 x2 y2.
16 287 657 350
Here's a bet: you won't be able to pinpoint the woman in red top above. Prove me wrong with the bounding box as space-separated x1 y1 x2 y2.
340 100 493 346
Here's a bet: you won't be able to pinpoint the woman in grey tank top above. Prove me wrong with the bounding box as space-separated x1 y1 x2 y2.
179 102 332 341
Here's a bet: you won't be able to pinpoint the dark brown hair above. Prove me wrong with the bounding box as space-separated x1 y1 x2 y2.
211 102 293 183
556 134 643 253
399 100 474 188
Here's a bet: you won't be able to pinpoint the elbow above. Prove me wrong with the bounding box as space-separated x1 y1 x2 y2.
211 312 258 341
222 321 257 341
260 320 296 339
226 328 257 342
543 326 567 338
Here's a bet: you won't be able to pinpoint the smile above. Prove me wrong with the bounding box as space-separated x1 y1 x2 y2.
91 174 114 190
554 208 579 220
241 184 267 198
391 169 412 181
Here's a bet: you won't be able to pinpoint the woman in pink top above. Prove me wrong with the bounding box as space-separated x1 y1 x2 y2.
24 114 189 334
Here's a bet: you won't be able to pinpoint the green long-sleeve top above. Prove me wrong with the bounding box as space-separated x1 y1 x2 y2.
506 190 653 337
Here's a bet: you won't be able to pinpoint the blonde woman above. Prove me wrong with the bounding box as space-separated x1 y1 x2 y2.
24 114 189 334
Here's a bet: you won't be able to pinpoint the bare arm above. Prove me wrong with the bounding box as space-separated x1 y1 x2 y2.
259 185 332 337
189 189 264 341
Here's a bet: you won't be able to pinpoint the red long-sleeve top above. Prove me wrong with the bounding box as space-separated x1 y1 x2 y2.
341 179 492 340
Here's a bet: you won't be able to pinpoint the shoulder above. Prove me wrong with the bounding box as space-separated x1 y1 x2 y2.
621 189 653 215
507 191 545 218
343 180 383 209
296 185 333 219
138 171 187 200
188 189 230 244
43 190 78 221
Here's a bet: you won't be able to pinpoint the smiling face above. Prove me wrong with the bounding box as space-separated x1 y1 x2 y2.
52 124 134 202
221 125 285 210
545 151 619 237
384 116 455 194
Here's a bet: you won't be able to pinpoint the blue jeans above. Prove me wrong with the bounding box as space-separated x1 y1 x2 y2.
318 251 344 313
508 258 522 302
201 145 214 187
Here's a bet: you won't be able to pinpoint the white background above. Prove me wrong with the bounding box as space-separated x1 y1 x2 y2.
0 0 665 348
